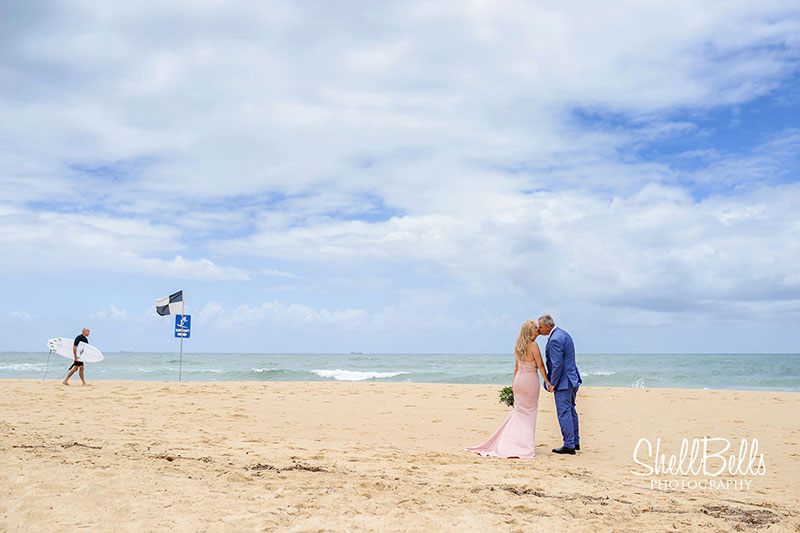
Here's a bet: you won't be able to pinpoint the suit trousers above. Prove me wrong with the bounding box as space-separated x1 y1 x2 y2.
554 386 580 448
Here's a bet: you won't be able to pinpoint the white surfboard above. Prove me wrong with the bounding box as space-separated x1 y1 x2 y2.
46 337 104 363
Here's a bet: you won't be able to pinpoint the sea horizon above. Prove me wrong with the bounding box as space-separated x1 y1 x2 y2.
2 351 798 392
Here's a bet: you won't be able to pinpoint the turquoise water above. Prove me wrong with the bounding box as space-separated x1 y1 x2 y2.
1 352 798 391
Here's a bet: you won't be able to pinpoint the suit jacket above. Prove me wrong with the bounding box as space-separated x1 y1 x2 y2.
544 327 582 391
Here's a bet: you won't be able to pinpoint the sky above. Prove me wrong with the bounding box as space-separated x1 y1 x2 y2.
1 1 799 353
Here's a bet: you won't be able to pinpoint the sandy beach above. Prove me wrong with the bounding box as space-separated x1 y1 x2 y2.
1 380 798 531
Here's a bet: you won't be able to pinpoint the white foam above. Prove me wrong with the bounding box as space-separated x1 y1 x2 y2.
630 378 645 388
585 370 616 376
251 367 277 373
312 369 406 381
0 363 46 371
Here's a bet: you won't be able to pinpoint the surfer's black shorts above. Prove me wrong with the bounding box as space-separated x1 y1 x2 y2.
70 361 84 368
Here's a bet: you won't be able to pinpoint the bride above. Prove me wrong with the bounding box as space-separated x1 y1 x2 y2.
466 320 552 459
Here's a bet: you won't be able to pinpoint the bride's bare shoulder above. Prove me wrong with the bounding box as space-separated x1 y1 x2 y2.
527 341 542 358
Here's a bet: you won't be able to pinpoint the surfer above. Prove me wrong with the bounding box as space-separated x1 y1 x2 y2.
63 328 90 386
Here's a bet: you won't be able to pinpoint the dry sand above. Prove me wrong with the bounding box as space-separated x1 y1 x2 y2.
1 379 798 531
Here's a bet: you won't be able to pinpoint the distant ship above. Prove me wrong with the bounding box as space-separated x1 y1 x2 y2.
350 351 363 354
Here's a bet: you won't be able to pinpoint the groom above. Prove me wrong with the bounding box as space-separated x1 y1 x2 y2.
538 314 581 455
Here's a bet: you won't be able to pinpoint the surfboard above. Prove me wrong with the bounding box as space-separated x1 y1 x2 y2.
46 337 104 363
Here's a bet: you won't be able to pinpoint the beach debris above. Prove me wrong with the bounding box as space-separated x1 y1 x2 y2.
12 441 102 450
578 494 633 505
499 486 547 497
152 452 212 463
250 463 278 472
641 506 689 514
248 461 329 474
700 505 782 529
472 485 633 505
62 441 102 449
286 462 328 472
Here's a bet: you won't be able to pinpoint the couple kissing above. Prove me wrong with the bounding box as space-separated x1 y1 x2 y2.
466 314 582 458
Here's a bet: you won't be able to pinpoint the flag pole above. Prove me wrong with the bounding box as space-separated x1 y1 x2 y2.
179 292 185 382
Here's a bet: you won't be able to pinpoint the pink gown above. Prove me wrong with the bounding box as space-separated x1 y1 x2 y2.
465 359 541 459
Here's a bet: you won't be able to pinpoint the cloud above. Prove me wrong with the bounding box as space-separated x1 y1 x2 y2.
1 2 799 350
214 177 800 322
196 300 366 331
134 255 249 281
8 310 36 321
261 268 300 279
191 293 511 353
0 206 249 280
689 131 800 191
88 304 128 321
2 1 798 205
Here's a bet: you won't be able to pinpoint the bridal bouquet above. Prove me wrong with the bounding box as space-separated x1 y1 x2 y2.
499 386 514 407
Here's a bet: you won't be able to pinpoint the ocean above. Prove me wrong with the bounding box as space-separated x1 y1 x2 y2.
1 352 798 391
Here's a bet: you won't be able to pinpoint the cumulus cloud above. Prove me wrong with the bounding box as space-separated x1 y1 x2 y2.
0 206 249 280
134 255 249 281
197 300 366 331
2 1 798 203
192 294 507 353
8 310 36 321
1 2 799 350
214 176 800 320
88 304 128 321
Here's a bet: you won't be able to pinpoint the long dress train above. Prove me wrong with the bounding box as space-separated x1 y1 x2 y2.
465 359 540 458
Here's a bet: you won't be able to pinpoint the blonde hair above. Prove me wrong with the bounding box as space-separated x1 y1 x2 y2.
514 321 538 360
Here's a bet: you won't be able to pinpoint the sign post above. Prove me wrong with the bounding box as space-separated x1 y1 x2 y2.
174 314 191 381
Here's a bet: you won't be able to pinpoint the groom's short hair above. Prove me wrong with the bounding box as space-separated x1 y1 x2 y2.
538 314 555 327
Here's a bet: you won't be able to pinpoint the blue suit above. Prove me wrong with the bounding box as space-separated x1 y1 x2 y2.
545 327 581 448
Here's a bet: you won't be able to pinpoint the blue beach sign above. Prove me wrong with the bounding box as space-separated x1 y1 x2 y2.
174 314 191 338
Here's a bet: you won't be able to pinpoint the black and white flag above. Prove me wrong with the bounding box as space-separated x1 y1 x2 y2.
155 290 183 316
